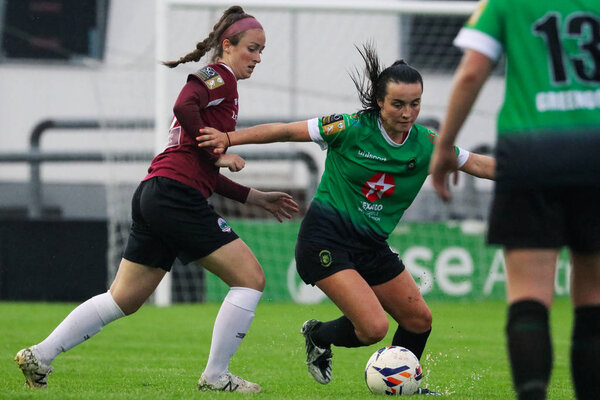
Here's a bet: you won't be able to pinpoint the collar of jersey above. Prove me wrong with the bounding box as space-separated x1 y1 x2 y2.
377 117 412 147
216 62 235 77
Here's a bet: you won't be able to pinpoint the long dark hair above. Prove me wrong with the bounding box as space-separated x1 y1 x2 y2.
162 5 256 68
350 42 423 116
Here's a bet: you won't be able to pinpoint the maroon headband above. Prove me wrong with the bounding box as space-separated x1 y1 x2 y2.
219 17 263 44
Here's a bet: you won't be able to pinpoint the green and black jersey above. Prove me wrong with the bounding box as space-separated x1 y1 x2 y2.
456 0 600 187
304 112 466 243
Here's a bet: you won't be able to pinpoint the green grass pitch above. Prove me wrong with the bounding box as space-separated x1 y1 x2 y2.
0 299 574 399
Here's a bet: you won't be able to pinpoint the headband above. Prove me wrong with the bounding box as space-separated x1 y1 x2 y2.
219 17 263 44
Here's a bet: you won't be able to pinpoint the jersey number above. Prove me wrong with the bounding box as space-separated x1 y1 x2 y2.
533 12 600 84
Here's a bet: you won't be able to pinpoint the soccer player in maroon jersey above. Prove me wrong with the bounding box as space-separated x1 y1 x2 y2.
14 6 297 393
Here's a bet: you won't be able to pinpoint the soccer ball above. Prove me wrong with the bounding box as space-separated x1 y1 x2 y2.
364 346 422 395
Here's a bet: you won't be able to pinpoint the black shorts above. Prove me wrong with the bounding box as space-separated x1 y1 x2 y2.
123 177 239 271
487 185 600 252
295 237 405 286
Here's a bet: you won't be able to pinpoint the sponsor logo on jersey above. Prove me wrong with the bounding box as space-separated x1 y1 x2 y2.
218 217 232 233
319 250 332 267
358 149 387 162
321 114 345 135
196 66 225 90
362 172 395 202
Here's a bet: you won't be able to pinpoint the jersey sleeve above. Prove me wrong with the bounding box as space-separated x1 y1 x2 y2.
456 146 470 168
188 66 229 101
215 173 250 203
173 80 210 128
454 0 507 62
306 113 352 150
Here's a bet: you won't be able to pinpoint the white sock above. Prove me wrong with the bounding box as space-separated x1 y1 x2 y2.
33 291 125 365
203 287 262 381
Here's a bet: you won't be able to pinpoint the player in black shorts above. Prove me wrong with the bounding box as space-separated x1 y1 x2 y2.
197 43 495 395
430 1 600 398
14 6 298 393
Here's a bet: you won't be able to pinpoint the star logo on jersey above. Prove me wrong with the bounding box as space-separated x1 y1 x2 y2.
362 172 395 202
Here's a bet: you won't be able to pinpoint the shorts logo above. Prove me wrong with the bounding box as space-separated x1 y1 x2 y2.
362 172 395 202
319 250 332 267
321 114 345 135
196 67 224 90
218 217 231 233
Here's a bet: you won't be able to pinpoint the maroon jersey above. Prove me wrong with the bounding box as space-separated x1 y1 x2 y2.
144 63 248 201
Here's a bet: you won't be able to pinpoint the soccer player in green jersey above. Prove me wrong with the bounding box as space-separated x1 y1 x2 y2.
430 1 600 399
198 43 495 395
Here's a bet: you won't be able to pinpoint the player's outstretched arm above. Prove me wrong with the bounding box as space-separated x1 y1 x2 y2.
246 188 300 223
197 121 311 154
459 152 495 180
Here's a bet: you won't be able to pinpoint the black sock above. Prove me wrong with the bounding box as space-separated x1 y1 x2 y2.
506 300 552 400
391 325 431 360
571 305 600 400
311 316 363 348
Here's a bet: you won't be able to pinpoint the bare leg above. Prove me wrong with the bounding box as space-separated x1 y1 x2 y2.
316 269 388 344
110 258 166 315
373 270 433 359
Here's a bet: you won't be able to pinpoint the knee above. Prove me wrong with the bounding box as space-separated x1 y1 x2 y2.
112 295 142 316
251 269 266 292
109 287 143 316
241 264 266 292
357 317 389 345
405 308 433 333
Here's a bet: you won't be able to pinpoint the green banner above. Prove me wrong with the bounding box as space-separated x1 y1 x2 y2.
205 220 571 303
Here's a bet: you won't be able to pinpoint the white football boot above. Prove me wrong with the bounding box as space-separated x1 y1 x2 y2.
198 371 261 393
14 347 54 388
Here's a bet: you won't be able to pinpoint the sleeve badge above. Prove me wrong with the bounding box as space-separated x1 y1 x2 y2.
321 114 346 135
194 66 225 90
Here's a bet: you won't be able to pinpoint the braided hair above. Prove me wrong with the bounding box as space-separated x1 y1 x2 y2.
162 5 256 68
350 42 423 116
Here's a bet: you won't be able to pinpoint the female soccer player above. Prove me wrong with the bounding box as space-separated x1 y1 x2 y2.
14 6 298 393
197 43 495 394
429 1 600 398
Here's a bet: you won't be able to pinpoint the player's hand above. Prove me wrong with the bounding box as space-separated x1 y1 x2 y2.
197 127 228 154
246 189 300 222
215 153 245 172
429 144 459 202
